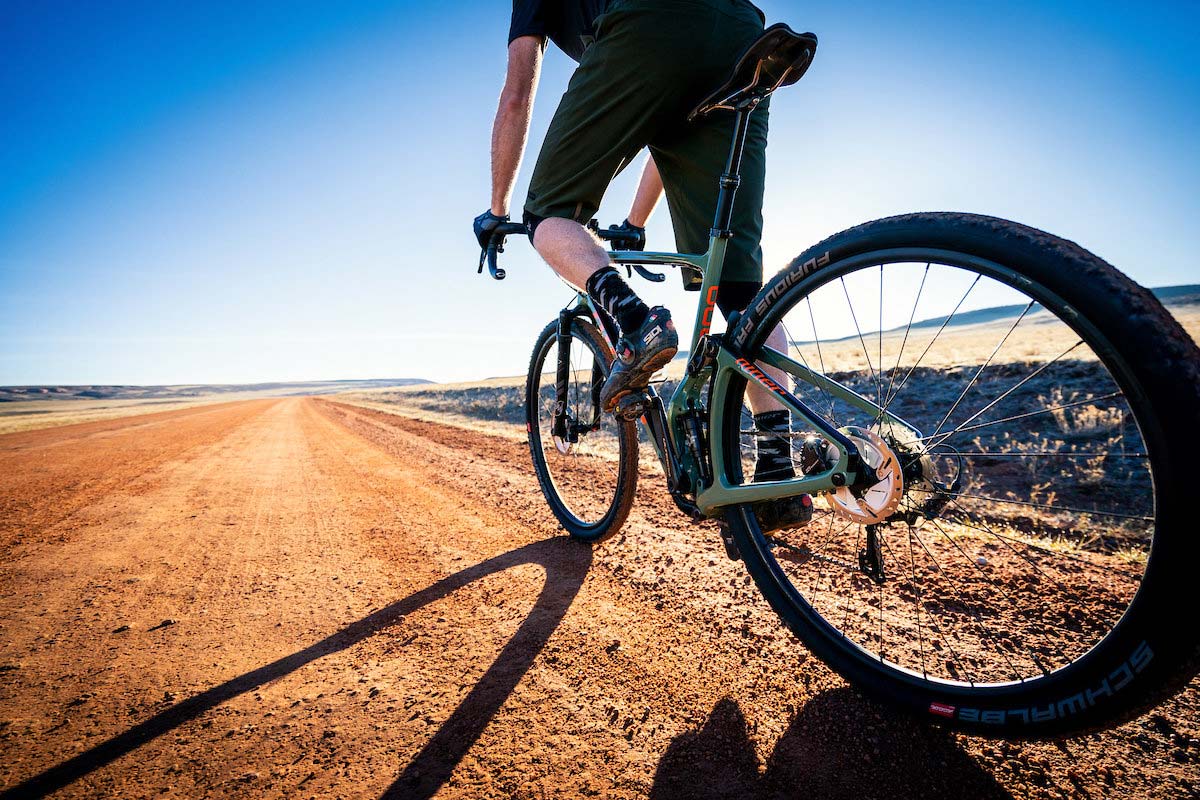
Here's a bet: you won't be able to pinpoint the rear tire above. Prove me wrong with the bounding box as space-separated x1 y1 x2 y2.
722 212 1200 738
527 317 638 542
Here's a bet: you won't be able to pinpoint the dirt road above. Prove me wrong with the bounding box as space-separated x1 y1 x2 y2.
0 398 1196 799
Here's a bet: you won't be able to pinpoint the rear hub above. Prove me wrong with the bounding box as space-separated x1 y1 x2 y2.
825 426 905 525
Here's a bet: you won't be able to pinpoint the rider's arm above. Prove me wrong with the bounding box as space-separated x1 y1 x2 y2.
627 155 665 227
490 36 544 217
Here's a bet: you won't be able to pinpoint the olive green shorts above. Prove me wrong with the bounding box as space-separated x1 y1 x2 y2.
524 0 769 286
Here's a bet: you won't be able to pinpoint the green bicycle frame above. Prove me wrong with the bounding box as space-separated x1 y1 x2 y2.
565 102 924 518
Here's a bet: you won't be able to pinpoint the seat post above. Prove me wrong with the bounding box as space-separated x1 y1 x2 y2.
709 101 759 240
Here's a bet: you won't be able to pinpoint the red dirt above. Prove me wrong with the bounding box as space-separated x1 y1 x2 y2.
0 397 1195 799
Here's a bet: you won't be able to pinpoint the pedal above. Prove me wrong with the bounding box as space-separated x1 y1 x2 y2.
614 392 648 420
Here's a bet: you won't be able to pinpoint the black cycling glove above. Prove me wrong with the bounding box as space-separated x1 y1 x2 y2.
608 218 647 251
474 209 509 250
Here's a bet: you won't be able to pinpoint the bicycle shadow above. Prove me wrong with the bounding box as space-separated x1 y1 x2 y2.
3 537 592 800
650 690 1013 800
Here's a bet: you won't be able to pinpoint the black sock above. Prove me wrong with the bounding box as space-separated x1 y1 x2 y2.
753 409 795 482
586 267 649 335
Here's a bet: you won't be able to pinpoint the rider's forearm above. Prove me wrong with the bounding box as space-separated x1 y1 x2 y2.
490 95 534 216
490 38 542 217
627 155 665 228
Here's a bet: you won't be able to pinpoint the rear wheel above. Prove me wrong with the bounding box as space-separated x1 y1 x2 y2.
722 212 1200 737
527 316 638 542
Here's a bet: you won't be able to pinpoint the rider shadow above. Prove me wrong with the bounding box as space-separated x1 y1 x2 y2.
4 537 592 800
650 690 1013 800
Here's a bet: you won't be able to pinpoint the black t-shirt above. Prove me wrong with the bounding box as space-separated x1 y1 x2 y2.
508 0 609 63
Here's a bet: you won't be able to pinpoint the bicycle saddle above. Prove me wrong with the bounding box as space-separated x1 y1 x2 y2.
689 24 818 122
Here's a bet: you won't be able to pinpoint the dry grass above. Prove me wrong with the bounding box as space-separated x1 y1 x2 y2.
340 302 1198 442
785 304 1200 377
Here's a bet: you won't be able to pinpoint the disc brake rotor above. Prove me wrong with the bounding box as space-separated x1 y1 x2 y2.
826 426 905 525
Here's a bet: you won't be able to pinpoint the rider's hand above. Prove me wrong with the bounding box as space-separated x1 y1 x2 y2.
608 218 646 251
474 209 509 250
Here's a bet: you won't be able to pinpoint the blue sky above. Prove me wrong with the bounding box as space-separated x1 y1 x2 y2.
1 1 1197 385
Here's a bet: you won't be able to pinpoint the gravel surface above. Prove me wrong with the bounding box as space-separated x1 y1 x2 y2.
0 398 1195 799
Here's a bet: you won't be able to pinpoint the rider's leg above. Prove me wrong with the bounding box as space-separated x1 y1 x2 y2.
749 323 795 481
532 218 648 333
720 301 793 481
531 215 677 410
748 324 790 415
519 2 765 411
530 217 609 290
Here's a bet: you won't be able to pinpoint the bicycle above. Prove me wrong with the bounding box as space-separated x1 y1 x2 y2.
477 24 1200 738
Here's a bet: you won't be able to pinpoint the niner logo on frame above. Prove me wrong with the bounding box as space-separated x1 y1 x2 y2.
735 358 787 397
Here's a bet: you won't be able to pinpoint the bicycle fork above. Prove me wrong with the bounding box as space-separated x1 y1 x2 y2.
552 306 604 446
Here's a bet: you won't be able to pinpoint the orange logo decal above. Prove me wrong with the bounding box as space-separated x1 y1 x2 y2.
736 358 788 396
699 285 720 336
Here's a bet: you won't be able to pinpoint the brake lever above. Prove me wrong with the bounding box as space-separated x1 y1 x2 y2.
486 241 506 280
632 265 665 282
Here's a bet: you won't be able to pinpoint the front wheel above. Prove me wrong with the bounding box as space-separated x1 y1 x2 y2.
722 212 1200 738
526 315 638 542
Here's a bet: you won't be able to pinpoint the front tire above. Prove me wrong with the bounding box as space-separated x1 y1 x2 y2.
722 212 1200 738
526 316 638 542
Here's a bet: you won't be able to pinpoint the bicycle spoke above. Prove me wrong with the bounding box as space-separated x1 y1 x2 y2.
921 391 1124 445
840 275 881 408
877 531 885 659
905 527 928 677
942 512 1145 576
924 339 1086 446
803 296 840 425
784 335 838 424
877 527 962 676
940 450 1147 459
903 522 1013 684
878 264 884 415
926 301 1035 442
928 518 1069 676
881 274 981 414
881 263 929 418
943 490 1152 522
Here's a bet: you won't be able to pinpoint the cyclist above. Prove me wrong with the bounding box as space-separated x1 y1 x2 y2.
474 0 812 527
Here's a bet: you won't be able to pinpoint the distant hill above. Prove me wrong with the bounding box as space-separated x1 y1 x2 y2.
792 284 1199 345
0 378 432 403
1152 284 1200 303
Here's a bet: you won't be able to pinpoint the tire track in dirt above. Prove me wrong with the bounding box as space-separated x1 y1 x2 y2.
0 401 275 555
0 398 1194 799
